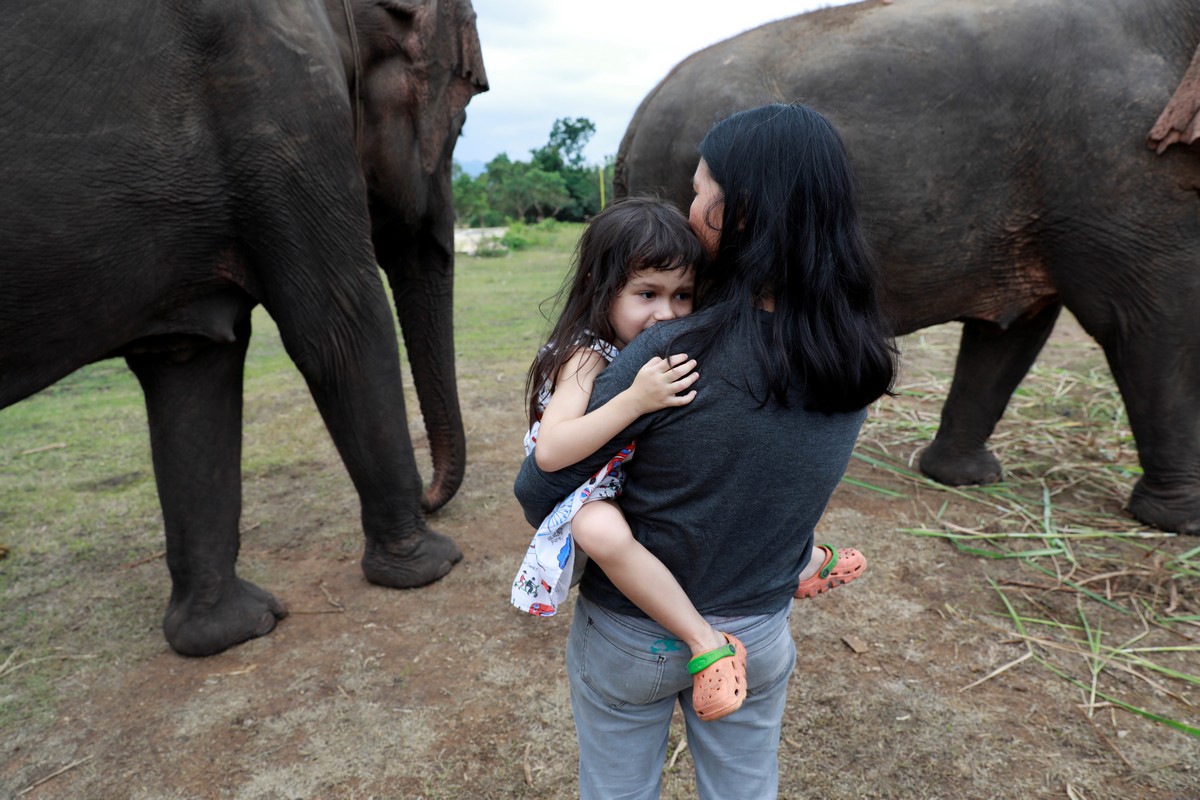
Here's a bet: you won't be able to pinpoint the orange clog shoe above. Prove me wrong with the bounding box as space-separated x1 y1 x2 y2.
795 544 867 599
689 632 747 722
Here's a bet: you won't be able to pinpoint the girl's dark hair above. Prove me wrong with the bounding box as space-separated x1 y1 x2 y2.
686 102 896 413
526 196 703 426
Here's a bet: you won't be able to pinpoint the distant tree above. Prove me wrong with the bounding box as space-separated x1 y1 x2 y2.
451 162 493 227
454 117 612 226
550 117 596 168
482 154 570 222
530 117 603 221
524 168 572 220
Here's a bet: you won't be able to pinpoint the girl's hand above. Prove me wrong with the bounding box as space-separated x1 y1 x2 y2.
626 353 699 414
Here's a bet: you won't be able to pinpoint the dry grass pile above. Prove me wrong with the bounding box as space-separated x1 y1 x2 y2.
847 325 1200 745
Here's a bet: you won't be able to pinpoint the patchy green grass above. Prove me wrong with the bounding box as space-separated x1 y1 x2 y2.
449 222 581 368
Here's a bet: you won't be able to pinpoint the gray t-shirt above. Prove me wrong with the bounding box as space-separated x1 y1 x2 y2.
513 307 866 618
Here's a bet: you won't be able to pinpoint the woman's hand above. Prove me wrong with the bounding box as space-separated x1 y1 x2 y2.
625 353 699 414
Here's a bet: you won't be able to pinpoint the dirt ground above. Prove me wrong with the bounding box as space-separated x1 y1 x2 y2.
3 315 1198 800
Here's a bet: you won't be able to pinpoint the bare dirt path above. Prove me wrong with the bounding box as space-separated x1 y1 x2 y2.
3 315 1198 800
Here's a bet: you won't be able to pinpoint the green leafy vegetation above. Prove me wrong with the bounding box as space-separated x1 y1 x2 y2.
453 117 613 226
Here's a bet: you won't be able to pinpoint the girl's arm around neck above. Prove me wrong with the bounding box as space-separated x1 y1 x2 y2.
534 347 699 472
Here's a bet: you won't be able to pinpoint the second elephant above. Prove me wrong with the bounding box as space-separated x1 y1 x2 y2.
615 0 1200 534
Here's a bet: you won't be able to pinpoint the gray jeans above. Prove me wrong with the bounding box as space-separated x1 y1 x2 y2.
566 594 797 800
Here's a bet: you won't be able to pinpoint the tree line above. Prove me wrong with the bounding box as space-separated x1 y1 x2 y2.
452 117 614 227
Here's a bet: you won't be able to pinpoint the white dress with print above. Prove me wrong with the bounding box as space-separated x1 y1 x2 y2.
510 339 633 616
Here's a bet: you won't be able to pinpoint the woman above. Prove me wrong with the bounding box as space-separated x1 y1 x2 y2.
513 103 896 799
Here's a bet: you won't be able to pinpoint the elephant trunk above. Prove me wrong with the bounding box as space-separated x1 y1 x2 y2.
375 218 465 513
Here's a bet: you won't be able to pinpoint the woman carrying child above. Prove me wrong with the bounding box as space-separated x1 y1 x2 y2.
514 103 895 799
515 179 872 718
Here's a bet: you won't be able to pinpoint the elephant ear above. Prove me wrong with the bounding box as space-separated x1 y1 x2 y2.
1148 43 1200 154
432 0 488 168
453 0 488 89
396 0 488 174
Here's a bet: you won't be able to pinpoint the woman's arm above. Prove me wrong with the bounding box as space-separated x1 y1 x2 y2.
535 348 698 472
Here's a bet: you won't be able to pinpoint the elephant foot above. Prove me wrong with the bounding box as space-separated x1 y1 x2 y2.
163 577 288 657
361 528 463 588
918 440 1002 486
1128 479 1200 535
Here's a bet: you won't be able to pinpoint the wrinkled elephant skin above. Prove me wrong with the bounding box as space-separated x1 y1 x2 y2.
615 0 1200 535
0 0 487 655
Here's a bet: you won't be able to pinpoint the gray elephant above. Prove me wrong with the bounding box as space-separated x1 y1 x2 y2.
615 0 1200 535
0 0 488 655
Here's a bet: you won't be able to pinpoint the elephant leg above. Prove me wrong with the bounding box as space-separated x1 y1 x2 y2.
919 302 1062 485
126 329 286 657
1103 335 1200 535
264 264 462 588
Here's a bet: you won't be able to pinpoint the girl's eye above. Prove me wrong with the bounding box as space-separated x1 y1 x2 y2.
639 292 656 300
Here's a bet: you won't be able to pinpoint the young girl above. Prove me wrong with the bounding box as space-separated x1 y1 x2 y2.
511 196 865 722
514 104 894 798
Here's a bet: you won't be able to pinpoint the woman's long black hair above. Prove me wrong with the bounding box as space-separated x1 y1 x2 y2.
525 197 703 426
685 103 896 413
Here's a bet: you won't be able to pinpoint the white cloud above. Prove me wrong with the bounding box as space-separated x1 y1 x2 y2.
457 0 855 166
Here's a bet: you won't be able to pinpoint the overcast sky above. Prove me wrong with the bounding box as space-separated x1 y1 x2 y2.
456 0 856 168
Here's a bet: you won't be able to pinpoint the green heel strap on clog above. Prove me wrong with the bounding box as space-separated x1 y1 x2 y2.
687 643 737 675
817 543 838 578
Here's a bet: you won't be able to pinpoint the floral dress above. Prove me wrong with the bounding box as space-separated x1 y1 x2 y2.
511 338 632 616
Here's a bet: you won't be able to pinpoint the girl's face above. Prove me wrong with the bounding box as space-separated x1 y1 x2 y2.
608 266 695 349
689 158 724 258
